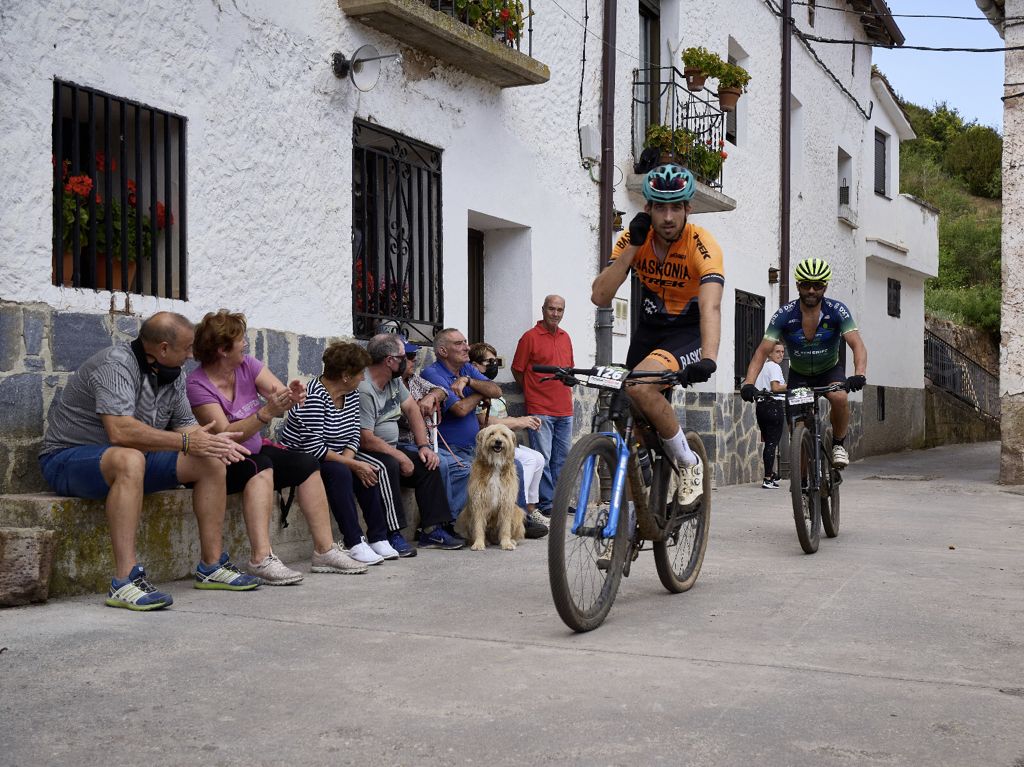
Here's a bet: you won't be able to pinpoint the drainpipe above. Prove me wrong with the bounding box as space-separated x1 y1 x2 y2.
595 0 617 365
780 0 792 306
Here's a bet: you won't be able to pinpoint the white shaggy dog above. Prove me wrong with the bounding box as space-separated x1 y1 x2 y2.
455 424 525 550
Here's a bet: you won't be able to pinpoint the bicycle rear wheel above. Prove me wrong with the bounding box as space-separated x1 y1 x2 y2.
820 427 840 538
653 431 711 593
548 433 630 632
789 423 821 554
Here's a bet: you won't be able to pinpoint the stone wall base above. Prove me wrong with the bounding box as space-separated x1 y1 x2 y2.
1000 394 1024 484
925 385 1000 450
0 527 56 605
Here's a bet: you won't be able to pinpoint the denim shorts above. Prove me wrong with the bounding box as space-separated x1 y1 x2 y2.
39 445 181 500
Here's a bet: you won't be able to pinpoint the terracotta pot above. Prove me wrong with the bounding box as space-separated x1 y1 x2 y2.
717 86 742 112
55 251 137 290
684 67 708 92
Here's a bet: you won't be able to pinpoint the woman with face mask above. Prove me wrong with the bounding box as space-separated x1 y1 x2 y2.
469 342 549 528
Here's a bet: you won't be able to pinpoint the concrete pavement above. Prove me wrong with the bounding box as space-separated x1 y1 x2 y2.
1 441 1022 766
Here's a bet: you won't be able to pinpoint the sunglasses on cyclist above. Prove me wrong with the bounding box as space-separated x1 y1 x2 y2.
797 281 827 291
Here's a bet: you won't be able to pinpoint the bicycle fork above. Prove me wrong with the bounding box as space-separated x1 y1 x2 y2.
572 432 635 542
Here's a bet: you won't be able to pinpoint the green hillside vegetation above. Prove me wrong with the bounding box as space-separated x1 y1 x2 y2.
895 96 1002 335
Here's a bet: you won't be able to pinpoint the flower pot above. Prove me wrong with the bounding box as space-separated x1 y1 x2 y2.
658 152 679 165
684 67 708 92
717 86 742 112
55 251 137 290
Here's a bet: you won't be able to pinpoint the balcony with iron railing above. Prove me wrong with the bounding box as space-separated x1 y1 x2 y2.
338 0 549 88
627 66 736 213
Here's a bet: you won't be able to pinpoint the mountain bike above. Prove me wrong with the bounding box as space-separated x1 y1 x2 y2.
534 364 712 632
760 382 846 554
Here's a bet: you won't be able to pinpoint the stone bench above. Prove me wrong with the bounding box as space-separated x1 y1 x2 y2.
0 489 420 598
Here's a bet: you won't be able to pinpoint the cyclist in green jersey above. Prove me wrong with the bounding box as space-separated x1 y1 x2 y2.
740 258 867 468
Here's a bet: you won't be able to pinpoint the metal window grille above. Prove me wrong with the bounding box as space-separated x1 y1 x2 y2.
874 129 887 195
734 290 766 388
420 1 533 55
887 278 901 317
52 79 187 298
839 177 850 205
352 120 443 343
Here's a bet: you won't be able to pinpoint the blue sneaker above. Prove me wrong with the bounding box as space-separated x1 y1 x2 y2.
194 552 261 591
106 564 173 611
418 525 465 550
388 532 417 558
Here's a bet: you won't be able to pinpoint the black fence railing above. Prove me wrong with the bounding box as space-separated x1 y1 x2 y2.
352 120 443 344
421 1 533 56
631 66 726 190
52 79 187 298
924 330 1000 419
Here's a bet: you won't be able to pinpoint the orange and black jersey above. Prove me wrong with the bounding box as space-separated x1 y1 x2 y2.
611 223 725 329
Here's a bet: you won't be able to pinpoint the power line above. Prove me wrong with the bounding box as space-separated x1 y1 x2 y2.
790 1 1024 22
548 0 645 66
802 34 1023 52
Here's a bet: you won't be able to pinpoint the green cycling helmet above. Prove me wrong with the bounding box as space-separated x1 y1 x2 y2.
642 163 696 204
793 257 832 284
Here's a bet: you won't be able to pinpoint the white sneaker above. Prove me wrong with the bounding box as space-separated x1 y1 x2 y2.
832 444 850 469
369 538 400 560
348 537 385 565
671 457 703 507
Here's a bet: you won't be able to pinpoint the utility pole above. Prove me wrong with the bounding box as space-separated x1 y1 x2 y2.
595 0 617 365
780 0 792 307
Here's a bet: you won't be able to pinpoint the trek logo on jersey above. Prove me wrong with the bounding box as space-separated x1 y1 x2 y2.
693 233 712 260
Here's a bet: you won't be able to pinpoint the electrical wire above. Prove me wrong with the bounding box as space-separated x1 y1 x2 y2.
789 1 1024 22
763 0 872 119
549 0 646 65
576 0 589 166
801 34 1023 52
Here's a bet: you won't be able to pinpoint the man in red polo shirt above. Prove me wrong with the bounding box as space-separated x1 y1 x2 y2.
512 295 574 516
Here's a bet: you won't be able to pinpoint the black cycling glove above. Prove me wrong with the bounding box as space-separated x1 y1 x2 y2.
740 383 757 402
628 212 652 246
845 375 866 392
683 358 717 385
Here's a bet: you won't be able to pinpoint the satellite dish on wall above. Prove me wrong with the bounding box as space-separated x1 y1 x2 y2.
332 45 402 92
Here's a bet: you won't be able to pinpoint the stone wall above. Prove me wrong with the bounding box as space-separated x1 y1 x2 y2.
0 300 334 495
926 317 999 375
925 385 1001 449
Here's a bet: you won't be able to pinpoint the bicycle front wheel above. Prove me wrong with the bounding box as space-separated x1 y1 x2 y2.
653 431 711 593
548 433 630 632
790 423 821 554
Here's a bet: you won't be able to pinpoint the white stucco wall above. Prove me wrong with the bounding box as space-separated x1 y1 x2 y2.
0 0 609 360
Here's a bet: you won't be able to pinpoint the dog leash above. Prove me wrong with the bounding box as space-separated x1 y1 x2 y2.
424 411 467 469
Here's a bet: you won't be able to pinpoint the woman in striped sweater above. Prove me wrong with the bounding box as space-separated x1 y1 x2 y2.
279 342 396 565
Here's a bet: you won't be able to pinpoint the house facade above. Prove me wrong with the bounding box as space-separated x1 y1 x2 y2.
0 0 935 496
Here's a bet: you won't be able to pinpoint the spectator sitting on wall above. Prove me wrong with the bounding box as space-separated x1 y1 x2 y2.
278 342 398 566
186 310 368 582
38 311 260 611
468 341 548 529
420 328 548 540
356 333 464 552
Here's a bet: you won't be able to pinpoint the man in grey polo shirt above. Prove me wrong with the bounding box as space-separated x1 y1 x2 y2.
39 311 260 611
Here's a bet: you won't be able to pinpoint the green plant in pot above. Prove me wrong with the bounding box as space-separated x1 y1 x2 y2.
680 46 724 91
716 62 751 112
685 137 728 184
643 125 694 163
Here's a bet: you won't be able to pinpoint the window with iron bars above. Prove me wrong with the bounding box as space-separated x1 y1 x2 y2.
734 290 766 388
52 79 186 298
352 120 443 342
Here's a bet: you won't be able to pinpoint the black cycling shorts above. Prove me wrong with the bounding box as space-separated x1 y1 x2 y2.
626 323 703 370
787 362 846 389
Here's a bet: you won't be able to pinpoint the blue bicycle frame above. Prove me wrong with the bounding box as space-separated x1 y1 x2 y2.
572 430 632 540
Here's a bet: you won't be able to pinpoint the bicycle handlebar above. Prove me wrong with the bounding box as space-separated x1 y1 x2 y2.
532 364 686 387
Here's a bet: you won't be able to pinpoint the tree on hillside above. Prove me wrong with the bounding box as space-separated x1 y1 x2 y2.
944 125 1002 198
